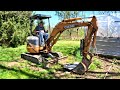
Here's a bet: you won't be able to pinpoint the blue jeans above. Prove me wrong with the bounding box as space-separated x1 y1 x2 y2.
39 32 49 46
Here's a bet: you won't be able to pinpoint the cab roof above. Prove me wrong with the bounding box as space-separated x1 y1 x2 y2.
30 14 51 20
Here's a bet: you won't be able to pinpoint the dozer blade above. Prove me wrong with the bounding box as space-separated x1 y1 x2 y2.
21 53 43 64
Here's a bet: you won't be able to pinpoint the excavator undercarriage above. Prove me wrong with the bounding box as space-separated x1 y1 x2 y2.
21 51 67 68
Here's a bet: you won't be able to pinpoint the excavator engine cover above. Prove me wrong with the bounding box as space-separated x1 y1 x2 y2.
27 36 40 53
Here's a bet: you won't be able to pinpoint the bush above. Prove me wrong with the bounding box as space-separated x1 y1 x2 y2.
0 11 32 47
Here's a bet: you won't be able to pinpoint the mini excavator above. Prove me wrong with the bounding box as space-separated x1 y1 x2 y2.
21 14 98 75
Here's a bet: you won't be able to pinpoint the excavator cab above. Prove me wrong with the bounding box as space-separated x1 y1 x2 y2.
21 14 66 67
29 14 51 35
27 14 51 53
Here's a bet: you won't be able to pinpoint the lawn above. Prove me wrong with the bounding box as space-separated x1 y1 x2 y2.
0 40 119 79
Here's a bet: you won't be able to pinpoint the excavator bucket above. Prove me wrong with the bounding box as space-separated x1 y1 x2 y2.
64 59 90 75
64 62 86 75
64 53 93 75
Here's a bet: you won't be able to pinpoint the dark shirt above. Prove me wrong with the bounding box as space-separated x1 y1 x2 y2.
35 25 45 32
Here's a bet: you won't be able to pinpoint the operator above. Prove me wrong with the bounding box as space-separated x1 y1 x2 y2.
34 21 49 46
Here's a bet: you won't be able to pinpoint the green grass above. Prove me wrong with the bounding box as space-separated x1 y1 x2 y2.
0 45 27 62
52 40 82 62
0 40 102 79
89 57 102 70
53 40 80 55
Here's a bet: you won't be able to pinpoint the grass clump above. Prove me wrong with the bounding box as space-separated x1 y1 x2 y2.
89 57 102 70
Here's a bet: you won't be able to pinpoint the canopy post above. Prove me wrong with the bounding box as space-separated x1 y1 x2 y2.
48 18 51 34
30 19 33 35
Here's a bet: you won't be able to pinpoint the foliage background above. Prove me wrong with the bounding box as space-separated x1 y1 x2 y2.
0 11 32 47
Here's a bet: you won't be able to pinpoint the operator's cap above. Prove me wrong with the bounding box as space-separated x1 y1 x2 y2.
38 20 44 24
40 20 44 23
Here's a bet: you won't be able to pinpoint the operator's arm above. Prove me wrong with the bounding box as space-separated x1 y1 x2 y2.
43 27 48 33
33 26 38 35
45 30 48 33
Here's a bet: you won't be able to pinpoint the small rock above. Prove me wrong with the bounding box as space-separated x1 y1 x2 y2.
65 71 71 74
74 62 79 64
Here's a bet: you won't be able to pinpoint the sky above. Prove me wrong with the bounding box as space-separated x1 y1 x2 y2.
33 11 99 27
32 11 120 28
32 11 120 37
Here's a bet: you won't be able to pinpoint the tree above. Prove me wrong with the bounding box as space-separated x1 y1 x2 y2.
98 11 120 15
55 11 81 38
0 11 33 47
55 11 81 20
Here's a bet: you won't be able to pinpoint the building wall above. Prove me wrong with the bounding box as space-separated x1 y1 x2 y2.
95 36 120 58
96 15 120 37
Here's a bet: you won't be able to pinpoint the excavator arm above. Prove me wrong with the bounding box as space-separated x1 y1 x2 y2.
44 16 98 74
45 16 98 53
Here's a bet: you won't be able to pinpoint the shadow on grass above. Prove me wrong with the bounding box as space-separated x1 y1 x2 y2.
43 63 69 79
87 71 120 78
97 54 120 60
99 57 120 66
0 60 68 79
0 64 46 79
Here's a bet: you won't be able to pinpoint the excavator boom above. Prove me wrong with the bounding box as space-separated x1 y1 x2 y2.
45 16 98 53
62 17 82 22
44 16 98 74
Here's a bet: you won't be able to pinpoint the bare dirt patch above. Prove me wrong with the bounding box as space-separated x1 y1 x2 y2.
7 62 19 67
52 57 120 79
